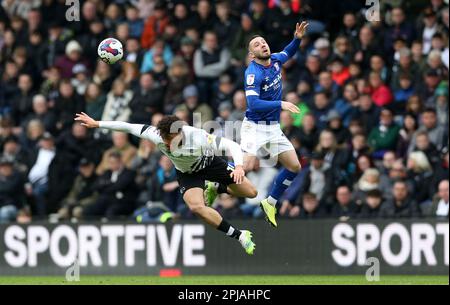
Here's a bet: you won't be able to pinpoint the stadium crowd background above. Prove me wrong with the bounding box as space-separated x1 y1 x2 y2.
0 0 448 223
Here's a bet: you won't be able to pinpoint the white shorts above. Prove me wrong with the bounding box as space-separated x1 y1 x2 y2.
240 118 295 158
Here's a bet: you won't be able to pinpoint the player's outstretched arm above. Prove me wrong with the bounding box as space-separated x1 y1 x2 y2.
275 21 309 63
74 112 162 144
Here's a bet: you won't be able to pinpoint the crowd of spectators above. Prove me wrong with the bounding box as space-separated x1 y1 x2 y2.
0 0 448 223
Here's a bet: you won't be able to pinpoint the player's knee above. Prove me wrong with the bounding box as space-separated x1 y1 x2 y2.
248 186 258 198
189 203 206 216
287 162 302 173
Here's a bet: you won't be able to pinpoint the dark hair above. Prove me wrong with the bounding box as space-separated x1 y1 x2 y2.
366 189 382 198
303 192 317 200
108 151 122 160
423 107 437 115
247 35 263 50
156 115 185 139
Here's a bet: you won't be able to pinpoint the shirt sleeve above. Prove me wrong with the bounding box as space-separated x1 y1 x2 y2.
98 121 163 144
272 38 301 64
245 68 282 113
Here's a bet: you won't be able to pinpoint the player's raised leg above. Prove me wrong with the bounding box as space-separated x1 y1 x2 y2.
183 187 255 255
260 149 301 227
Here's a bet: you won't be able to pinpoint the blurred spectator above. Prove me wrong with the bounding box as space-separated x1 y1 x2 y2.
26 132 56 216
54 40 89 79
331 185 357 220
368 108 400 157
359 189 384 219
140 38 173 73
56 158 98 221
299 192 326 219
353 168 381 205
101 79 133 123
129 73 164 124
381 180 420 218
424 179 449 218
0 156 25 223
193 31 231 103
84 82 107 121
153 155 183 213
96 131 137 176
83 152 137 219
174 85 213 125
408 107 447 153
406 151 434 205
164 56 192 113
141 1 169 49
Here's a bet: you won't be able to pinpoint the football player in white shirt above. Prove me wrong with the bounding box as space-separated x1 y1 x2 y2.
75 113 257 255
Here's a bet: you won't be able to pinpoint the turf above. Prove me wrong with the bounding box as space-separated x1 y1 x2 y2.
0 275 447 285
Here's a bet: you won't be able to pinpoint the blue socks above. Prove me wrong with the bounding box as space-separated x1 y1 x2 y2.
267 169 297 206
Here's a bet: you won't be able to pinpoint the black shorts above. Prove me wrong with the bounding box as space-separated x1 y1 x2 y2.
176 157 235 195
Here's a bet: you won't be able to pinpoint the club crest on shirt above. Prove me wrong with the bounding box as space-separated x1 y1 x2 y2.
274 62 280 71
246 74 255 85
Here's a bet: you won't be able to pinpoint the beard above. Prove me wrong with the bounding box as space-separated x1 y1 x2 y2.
255 53 271 60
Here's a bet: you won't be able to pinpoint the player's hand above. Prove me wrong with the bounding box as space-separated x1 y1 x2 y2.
230 165 245 185
294 21 309 39
74 112 99 128
281 101 300 114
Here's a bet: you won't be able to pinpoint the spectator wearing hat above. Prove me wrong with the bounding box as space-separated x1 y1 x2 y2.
54 40 89 79
194 30 231 103
391 47 421 92
314 38 332 66
57 158 99 220
0 156 26 223
380 180 421 218
26 132 56 216
129 73 164 124
174 85 213 125
368 108 400 158
326 110 352 145
141 1 170 49
71 63 90 96
419 7 443 55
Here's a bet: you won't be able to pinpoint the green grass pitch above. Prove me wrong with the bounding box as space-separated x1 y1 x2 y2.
0 275 447 285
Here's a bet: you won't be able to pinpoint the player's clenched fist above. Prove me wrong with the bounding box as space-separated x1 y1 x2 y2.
281 101 301 114
74 112 99 128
